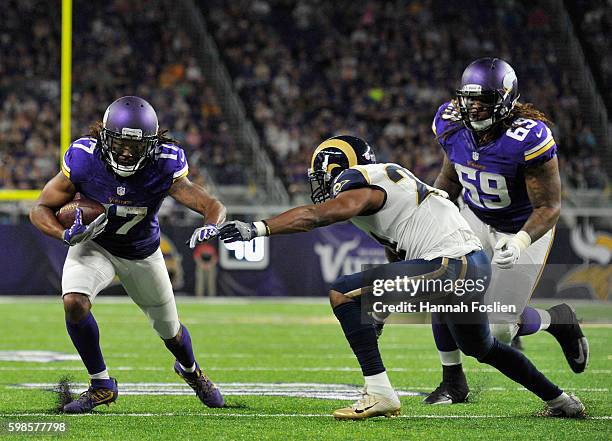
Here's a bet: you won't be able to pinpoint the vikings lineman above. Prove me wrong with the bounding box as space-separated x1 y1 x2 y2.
217 135 585 419
30 96 226 412
425 58 589 405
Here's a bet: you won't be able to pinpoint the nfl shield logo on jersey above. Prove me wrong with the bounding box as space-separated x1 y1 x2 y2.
472 151 479 161
117 186 126 196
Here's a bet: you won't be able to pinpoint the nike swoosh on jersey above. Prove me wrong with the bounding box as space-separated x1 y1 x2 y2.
536 128 544 138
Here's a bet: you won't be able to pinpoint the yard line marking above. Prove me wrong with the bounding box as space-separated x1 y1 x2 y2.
0 412 610 420
7 383 608 400
8 382 425 400
0 366 610 374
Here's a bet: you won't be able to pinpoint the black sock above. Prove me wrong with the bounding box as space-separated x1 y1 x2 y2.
333 301 385 376
479 339 562 401
442 364 467 386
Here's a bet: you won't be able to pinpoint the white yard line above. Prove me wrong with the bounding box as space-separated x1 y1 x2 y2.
0 366 610 374
5 382 609 395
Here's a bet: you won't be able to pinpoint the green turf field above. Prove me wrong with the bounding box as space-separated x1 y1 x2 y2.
0 298 610 440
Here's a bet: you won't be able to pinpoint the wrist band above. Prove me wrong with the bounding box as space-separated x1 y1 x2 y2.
514 230 532 251
253 221 269 237
262 220 271 236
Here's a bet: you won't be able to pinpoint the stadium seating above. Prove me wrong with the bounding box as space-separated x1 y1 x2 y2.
566 0 612 112
203 0 609 198
0 0 245 191
0 0 608 202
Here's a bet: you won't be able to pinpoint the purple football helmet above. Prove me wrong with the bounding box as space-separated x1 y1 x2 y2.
100 96 159 176
456 57 520 132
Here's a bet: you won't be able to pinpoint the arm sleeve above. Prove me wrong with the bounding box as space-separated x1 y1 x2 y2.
158 143 189 182
61 138 96 184
522 121 557 168
172 148 189 182
432 101 459 153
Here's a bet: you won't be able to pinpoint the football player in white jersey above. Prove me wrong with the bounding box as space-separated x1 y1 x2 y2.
218 135 585 420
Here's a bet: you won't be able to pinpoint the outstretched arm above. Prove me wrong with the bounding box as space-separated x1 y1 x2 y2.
265 187 384 235
169 176 226 225
29 172 77 240
219 187 385 242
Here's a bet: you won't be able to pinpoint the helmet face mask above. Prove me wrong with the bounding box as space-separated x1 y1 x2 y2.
308 168 332 204
99 96 159 177
456 58 520 133
100 129 157 176
456 91 498 132
307 135 376 204
308 151 343 204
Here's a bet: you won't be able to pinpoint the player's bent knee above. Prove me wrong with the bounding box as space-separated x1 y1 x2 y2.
152 319 180 340
457 341 492 361
63 293 91 323
489 323 517 344
161 323 183 344
329 290 353 308
140 301 180 340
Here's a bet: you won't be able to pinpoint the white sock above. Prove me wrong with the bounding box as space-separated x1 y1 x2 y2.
439 349 462 366
364 371 396 398
547 392 568 407
179 362 196 373
89 369 110 380
536 308 552 331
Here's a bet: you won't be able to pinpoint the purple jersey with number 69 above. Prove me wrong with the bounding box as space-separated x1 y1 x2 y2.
61 137 189 259
432 101 557 233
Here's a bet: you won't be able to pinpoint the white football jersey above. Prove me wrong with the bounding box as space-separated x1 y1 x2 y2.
331 163 482 261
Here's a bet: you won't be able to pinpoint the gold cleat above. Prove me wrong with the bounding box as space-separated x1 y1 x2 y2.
333 388 401 420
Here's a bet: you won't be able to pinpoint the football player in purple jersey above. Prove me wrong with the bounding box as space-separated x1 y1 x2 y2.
30 96 226 413
422 58 589 404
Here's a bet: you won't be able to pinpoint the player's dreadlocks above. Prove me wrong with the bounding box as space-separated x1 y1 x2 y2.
88 121 178 144
437 100 553 142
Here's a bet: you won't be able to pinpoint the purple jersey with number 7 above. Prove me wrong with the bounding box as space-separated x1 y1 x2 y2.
61 137 189 259
432 101 557 233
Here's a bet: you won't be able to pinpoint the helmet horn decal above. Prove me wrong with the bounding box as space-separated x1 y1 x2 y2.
310 139 358 169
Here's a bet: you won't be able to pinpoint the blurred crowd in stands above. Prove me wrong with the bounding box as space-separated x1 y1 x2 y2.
205 0 610 197
0 0 609 203
567 0 612 113
0 0 243 191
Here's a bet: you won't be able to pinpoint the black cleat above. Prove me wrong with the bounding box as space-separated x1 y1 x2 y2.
423 382 469 405
63 378 118 413
546 304 589 373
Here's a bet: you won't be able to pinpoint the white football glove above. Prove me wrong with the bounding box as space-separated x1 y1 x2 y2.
493 231 532 269
62 209 108 246
188 224 219 249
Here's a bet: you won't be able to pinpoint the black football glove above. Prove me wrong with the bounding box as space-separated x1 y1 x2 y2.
218 221 258 243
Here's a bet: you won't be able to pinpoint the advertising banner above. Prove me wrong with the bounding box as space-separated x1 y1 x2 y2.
0 220 609 301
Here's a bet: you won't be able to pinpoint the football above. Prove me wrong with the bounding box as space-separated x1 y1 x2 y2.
56 197 105 228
